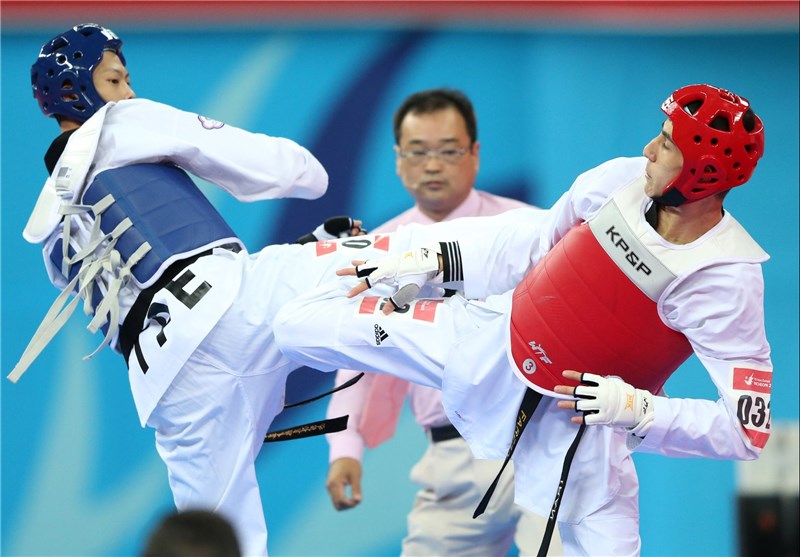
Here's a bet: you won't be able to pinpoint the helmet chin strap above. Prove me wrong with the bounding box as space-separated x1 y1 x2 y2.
651 187 688 207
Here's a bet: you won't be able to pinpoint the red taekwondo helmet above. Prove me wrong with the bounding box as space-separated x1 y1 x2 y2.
658 84 765 206
31 23 125 123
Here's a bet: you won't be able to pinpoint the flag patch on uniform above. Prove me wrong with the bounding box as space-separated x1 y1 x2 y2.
359 296 381 314
412 299 443 323
315 241 337 256
356 296 442 325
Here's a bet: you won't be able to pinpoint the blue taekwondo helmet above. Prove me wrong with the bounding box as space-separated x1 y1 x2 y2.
31 23 125 123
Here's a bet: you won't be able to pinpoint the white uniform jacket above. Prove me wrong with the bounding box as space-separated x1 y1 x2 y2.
17 98 328 423
390 156 773 521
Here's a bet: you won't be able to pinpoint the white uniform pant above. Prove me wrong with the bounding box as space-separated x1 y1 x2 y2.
135 236 407 557
274 284 641 556
404 435 562 556
148 354 291 557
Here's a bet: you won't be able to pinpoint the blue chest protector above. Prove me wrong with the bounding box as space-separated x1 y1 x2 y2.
79 163 240 287
12 163 241 384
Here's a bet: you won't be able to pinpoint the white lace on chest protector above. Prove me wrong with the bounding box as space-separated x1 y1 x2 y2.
9 106 151 383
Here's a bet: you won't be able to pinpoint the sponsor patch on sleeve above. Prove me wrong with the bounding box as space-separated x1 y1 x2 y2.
732 366 772 449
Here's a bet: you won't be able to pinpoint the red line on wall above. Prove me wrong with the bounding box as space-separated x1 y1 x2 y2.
2 1 798 29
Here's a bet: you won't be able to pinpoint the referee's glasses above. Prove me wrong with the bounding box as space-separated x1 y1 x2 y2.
396 145 470 166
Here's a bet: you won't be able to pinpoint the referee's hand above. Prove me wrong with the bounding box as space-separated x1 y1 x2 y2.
326 457 363 511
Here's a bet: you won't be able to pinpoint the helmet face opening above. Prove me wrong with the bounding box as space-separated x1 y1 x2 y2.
31 23 125 123
658 84 764 205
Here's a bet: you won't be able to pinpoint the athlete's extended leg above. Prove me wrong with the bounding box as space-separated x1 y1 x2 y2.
274 283 475 389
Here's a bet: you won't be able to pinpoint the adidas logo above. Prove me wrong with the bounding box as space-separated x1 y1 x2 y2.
374 324 389 345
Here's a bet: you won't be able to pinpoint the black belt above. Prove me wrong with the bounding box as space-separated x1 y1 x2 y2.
118 243 240 362
430 423 461 443
472 388 585 557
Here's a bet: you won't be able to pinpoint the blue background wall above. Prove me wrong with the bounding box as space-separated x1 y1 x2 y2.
2 4 798 556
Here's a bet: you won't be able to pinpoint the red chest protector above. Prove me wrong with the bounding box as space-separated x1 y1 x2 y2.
508 219 693 397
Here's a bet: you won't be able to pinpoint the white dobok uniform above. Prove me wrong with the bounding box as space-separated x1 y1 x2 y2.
327 190 558 556
14 98 421 557
274 156 773 556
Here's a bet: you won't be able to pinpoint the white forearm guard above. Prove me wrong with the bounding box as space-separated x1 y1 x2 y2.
353 242 439 308
354 241 462 309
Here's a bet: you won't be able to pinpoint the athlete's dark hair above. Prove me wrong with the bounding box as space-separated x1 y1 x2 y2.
393 88 477 145
142 509 241 557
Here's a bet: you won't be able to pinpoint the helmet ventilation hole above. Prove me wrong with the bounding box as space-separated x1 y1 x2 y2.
709 115 731 132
